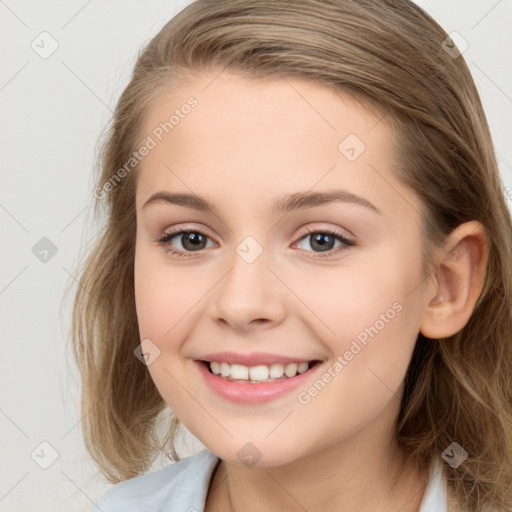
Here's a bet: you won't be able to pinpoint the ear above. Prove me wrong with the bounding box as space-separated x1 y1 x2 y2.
420 220 489 339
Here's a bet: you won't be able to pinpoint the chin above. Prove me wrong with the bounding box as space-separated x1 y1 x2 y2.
209 439 306 469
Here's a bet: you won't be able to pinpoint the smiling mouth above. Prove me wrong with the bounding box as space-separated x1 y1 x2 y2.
200 360 322 383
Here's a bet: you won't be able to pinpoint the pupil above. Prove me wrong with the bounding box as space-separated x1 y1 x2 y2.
311 233 334 252
183 232 205 251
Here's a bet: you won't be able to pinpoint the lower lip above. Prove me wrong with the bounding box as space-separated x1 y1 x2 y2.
194 360 322 404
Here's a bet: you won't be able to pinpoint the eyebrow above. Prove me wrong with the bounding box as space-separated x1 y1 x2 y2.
141 189 382 216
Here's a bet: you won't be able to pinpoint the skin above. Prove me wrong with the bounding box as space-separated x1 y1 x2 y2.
133 71 488 512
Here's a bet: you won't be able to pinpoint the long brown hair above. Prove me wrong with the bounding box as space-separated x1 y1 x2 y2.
70 1 512 510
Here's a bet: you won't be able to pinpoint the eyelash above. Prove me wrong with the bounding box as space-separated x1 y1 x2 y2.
156 224 355 259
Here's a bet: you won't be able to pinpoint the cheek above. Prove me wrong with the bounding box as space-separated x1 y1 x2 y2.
288 248 418 342
133 247 202 410
328 253 423 404
310 308 416 444
134 244 203 340
290 245 422 393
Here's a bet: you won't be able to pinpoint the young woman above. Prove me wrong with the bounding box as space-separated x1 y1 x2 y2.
72 1 512 510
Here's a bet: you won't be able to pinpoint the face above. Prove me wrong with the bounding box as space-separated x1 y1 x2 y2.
134 71 430 467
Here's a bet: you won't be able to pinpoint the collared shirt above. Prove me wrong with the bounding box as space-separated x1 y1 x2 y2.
91 448 448 511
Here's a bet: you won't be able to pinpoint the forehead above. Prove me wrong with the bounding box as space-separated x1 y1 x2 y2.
135 71 417 221
142 71 385 146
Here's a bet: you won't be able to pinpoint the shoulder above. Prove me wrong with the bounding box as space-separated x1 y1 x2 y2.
91 449 220 512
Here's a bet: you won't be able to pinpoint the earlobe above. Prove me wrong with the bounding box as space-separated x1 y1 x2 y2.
420 220 489 340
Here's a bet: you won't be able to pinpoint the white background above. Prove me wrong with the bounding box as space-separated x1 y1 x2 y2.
1 1 511 510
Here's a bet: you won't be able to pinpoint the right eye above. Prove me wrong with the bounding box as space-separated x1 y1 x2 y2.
157 227 216 257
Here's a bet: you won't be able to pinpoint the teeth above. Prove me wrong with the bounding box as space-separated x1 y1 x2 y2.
249 365 269 381
220 362 230 377
297 361 309 374
284 363 297 377
231 364 249 380
207 360 311 382
269 363 284 379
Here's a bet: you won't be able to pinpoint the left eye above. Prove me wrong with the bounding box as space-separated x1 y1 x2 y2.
294 229 354 255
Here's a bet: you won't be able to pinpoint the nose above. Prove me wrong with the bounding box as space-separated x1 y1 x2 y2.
208 248 287 332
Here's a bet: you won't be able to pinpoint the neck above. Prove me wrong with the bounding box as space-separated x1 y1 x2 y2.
222 448 426 512
205 411 429 512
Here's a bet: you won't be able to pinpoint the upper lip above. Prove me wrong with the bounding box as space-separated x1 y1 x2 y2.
197 351 321 366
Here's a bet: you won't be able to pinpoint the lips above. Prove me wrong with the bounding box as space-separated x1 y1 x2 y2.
194 354 324 404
